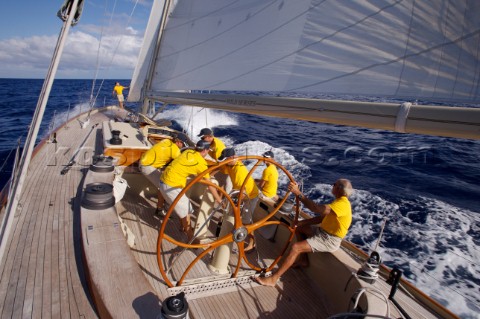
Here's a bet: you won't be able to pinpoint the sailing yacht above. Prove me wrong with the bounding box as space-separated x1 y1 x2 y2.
0 0 478 318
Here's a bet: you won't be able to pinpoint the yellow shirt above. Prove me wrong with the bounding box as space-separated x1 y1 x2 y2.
210 137 226 161
206 137 226 166
226 161 259 199
321 196 352 238
140 139 181 169
113 85 125 95
161 150 210 188
261 164 278 198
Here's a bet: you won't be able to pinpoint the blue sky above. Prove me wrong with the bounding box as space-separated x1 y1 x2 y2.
0 0 153 79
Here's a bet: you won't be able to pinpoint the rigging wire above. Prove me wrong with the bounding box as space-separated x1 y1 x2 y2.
88 0 110 110
90 0 141 109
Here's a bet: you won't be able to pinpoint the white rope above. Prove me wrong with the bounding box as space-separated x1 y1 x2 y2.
357 259 380 282
350 287 391 318
356 251 381 284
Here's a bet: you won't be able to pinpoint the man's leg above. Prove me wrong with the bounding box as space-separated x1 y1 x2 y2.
180 215 193 241
292 224 315 267
256 240 312 287
157 192 165 209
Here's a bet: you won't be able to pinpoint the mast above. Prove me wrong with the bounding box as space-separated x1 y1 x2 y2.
0 0 83 261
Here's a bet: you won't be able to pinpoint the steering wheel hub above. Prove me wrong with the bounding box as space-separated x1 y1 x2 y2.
232 226 248 243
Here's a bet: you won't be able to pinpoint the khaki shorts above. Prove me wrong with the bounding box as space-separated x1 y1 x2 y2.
306 227 342 253
117 94 124 102
159 182 190 219
241 196 259 224
140 165 162 189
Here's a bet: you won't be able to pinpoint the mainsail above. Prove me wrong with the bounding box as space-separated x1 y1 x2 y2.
129 0 480 139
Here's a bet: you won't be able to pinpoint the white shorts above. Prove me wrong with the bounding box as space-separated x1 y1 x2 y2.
306 227 342 253
159 182 191 219
117 94 124 102
140 165 162 189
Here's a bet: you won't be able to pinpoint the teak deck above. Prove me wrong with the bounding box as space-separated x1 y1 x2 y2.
0 107 455 319
0 107 331 319
0 109 113 318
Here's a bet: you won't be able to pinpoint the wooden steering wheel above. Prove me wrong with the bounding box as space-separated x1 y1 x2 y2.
156 155 300 287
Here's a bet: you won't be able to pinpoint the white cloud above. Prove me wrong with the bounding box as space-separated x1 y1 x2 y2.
0 28 144 79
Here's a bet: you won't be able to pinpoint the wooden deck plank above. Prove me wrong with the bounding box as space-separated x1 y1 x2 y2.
1 152 47 318
16 162 54 318
9 178 44 317
0 109 117 319
57 164 70 318
32 164 53 319
0 167 33 316
51 164 62 319
4 134 55 318
41 163 57 318
21 170 46 317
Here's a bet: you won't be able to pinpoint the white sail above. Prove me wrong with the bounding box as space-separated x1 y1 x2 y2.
131 0 479 102
129 0 480 140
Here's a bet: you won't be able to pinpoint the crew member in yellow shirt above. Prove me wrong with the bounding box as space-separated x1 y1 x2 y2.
197 128 226 164
218 147 259 252
198 127 232 193
256 179 353 286
112 82 129 109
140 134 188 215
159 140 223 240
257 151 279 202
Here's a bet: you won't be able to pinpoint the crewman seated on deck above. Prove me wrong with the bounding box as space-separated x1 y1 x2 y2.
159 140 223 240
139 134 189 216
218 147 259 252
255 179 353 287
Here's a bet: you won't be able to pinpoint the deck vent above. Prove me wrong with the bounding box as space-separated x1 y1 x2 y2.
81 182 115 210
110 130 122 145
90 155 114 172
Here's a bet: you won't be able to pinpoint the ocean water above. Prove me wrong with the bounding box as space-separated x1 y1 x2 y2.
0 79 479 318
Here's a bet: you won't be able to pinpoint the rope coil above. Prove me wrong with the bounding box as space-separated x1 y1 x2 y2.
356 251 381 284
